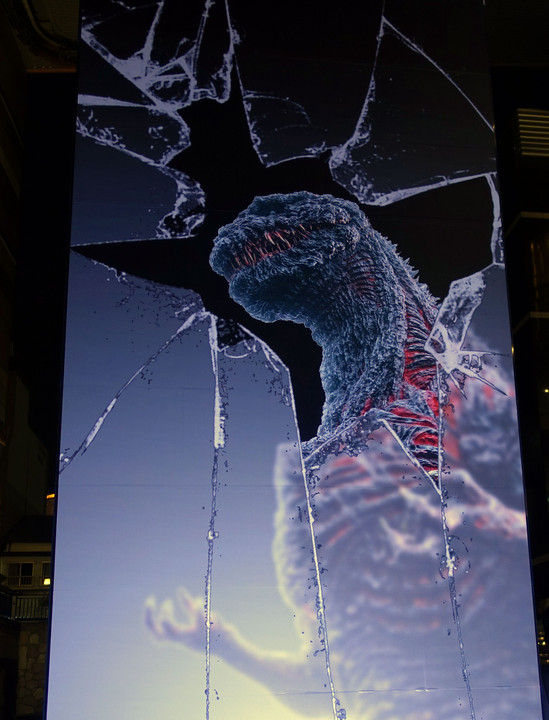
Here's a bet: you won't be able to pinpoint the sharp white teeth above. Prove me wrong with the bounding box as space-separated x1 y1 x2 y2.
232 220 316 271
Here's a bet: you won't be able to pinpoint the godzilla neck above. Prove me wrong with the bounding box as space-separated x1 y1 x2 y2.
313 292 437 435
312 312 407 433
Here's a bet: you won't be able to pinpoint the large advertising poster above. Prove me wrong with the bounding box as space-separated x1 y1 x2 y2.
46 2 542 719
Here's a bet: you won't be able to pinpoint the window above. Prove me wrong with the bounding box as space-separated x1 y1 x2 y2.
41 562 51 586
8 562 34 587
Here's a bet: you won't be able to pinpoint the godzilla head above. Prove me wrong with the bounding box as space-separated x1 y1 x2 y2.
209 192 385 326
210 191 439 429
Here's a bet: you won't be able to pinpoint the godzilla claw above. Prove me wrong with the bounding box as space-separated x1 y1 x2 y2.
144 587 205 651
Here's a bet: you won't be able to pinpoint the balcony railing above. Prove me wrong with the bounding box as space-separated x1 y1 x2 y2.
0 586 50 621
6 574 50 589
12 591 49 620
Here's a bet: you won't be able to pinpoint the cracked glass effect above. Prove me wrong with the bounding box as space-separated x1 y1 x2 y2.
47 2 542 720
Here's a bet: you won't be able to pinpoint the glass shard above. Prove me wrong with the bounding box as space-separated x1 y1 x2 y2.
329 18 496 205
426 264 508 395
81 0 234 110
71 139 205 245
77 97 191 165
230 1 383 166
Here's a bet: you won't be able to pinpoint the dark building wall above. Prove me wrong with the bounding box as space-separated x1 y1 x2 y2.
16 621 49 716
0 617 20 719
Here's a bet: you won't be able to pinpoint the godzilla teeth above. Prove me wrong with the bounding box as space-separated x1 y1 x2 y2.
222 213 353 281
228 218 347 275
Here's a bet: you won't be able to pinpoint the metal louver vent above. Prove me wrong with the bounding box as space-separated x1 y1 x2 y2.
516 109 549 159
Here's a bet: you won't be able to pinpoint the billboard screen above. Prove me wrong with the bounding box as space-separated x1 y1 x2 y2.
46 2 542 719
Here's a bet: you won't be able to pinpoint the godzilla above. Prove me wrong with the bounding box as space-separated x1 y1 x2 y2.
147 192 537 720
209 191 441 476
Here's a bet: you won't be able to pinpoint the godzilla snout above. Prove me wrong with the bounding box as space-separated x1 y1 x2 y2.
209 191 367 281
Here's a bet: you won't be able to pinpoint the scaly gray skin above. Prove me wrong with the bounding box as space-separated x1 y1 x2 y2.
210 191 440 471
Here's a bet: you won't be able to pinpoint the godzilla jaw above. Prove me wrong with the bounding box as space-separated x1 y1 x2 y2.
224 223 312 280
211 217 352 282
